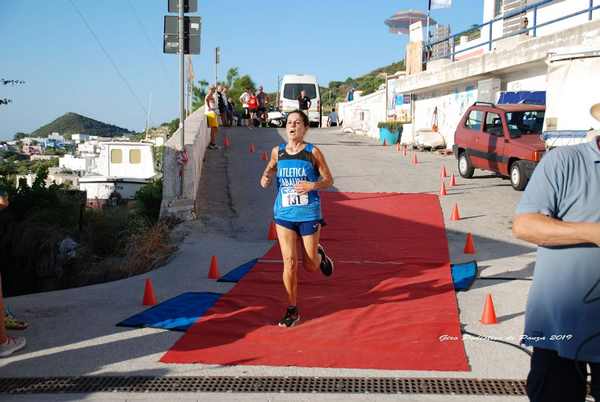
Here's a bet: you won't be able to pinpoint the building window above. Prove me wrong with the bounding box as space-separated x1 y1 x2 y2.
111 149 122 164
129 149 141 164
494 0 503 17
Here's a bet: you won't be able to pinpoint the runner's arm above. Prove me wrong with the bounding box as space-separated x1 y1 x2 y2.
260 147 279 188
294 146 333 194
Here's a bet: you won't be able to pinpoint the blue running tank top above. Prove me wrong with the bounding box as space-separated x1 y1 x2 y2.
274 143 322 222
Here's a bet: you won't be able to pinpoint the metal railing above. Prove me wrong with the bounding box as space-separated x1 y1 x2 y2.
426 0 599 63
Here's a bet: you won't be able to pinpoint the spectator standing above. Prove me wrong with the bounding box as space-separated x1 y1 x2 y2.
0 189 26 358
327 108 339 127
512 118 600 400
216 85 227 126
257 86 269 126
205 86 220 149
297 90 311 117
239 88 251 128
346 87 355 102
248 90 259 127
227 96 235 126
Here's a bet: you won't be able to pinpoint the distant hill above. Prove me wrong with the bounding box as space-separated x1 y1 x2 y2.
30 112 132 138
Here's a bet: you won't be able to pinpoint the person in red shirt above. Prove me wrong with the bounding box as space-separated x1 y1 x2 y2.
248 90 259 127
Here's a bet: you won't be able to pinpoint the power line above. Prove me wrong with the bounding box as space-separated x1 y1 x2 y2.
68 0 147 117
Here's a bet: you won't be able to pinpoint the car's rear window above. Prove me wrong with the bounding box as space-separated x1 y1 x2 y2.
283 84 317 100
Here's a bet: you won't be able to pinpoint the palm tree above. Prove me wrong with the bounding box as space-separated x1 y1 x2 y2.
226 67 239 88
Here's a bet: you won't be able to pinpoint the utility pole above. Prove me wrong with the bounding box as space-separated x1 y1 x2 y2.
215 47 220 85
178 0 185 197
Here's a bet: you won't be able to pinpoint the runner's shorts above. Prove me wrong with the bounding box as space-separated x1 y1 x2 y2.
274 218 326 236
206 111 219 128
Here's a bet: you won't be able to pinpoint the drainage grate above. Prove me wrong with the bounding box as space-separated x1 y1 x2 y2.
0 377 527 395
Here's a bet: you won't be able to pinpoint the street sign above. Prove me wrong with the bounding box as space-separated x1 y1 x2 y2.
168 0 197 13
163 16 201 55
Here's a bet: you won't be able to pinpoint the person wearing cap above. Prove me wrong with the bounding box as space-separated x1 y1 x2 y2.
0 189 27 357
512 102 600 401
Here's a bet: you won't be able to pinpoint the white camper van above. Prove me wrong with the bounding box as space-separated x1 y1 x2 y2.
279 74 321 127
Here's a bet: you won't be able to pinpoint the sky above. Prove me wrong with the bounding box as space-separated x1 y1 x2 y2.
0 0 483 140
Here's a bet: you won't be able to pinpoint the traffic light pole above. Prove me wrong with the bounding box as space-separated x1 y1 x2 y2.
178 0 185 197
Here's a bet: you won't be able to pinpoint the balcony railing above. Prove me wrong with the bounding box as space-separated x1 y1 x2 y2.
425 0 599 63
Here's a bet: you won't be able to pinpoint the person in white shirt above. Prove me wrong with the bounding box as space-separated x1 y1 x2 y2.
205 86 219 149
239 89 251 128
327 108 339 127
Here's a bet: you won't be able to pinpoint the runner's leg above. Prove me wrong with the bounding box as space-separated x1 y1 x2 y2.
300 226 322 273
276 224 299 306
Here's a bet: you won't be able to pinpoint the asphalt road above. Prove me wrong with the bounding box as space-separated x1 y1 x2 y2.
1 126 537 401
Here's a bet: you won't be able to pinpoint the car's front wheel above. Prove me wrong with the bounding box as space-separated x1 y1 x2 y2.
458 152 474 178
510 160 529 191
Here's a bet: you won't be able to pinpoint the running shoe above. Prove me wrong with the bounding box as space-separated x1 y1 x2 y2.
278 306 300 328
318 244 334 277
0 336 26 358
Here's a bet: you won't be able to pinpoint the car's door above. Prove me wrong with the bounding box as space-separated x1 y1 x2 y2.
482 111 506 173
463 109 486 169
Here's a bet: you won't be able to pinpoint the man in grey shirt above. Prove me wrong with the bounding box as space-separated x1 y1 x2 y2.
513 133 600 401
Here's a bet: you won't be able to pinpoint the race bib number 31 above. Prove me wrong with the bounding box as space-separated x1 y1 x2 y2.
281 188 308 207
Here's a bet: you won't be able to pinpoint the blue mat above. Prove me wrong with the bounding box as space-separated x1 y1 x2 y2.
217 258 258 282
117 292 222 332
451 261 478 291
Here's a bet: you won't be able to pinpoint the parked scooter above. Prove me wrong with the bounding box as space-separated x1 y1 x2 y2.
267 108 287 128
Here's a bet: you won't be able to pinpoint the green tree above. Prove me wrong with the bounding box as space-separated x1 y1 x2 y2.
226 67 239 87
192 79 209 112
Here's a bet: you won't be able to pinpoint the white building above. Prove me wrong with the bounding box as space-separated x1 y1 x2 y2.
71 133 90 143
48 132 65 142
79 142 157 205
59 154 94 173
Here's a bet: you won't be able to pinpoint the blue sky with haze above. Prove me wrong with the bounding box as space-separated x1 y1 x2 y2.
0 0 482 139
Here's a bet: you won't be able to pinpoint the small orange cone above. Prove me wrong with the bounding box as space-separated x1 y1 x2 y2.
260 151 268 161
143 279 157 306
396 142 401 152
224 136 230 148
208 256 220 279
464 233 476 254
441 165 448 178
480 294 498 324
450 203 461 221
403 144 408 156
382 139 387 146
411 153 418 165
440 180 447 196
449 174 457 187
267 221 277 240
249 143 255 153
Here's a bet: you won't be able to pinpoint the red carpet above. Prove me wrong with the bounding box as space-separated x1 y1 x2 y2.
160 192 468 371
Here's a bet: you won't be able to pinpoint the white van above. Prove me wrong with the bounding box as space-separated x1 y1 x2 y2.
279 74 321 127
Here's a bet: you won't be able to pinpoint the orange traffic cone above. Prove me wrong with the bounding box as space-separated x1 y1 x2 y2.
450 203 461 221
464 233 476 254
396 142 401 152
224 136 230 148
143 279 157 306
411 153 418 165
449 174 457 187
480 294 498 324
382 139 387 146
249 143 255 153
403 144 408 156
260 151 268 161
268 221 277 240
440 180 447 196
208 256 220 279
441 165 448 178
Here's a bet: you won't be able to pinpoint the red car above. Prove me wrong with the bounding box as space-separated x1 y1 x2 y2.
452 102 546 190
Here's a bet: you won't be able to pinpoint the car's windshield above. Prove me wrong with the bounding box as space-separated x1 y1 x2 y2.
283 84 317 100
505 110 545 137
